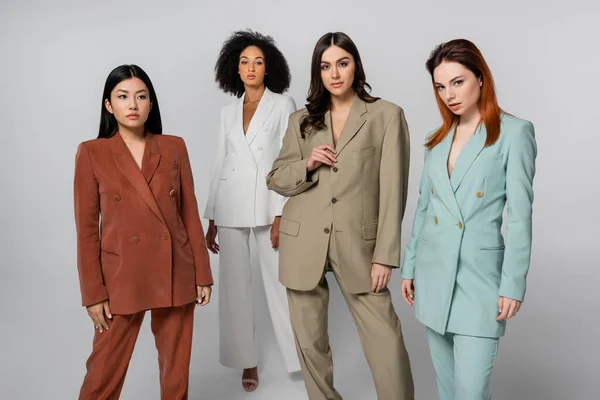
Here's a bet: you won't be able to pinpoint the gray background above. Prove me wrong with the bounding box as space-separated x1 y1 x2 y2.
1 0 598 399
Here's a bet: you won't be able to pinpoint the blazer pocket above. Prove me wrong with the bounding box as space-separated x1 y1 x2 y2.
100 247 120 256
355 146 376 158
362 222 378 240
478 245 505 251
157 161 180 172
279 217 300 237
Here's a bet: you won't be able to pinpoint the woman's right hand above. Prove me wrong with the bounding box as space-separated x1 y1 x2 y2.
401 279 415 306
206 220 219 254
307 144 337 172
87 300 112 333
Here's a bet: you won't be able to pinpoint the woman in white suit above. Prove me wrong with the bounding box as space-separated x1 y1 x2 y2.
204 30 300 392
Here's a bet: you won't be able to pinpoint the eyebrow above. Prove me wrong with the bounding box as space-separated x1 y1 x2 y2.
240 56 265 60
320 56 351 65
116 89 148 94
434 75 464 86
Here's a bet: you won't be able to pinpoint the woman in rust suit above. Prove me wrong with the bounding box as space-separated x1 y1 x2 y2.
74 64 213 399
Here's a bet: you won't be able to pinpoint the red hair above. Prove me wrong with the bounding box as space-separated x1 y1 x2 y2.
425 39 502 149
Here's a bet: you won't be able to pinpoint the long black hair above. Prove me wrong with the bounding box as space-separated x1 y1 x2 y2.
300 32 378 137
214 29 291 97
98 64 162 139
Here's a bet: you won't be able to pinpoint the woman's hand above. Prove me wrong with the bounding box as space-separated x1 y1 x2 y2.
205 220 219 254
496 296 522 320
270 216 281 249
196 285 212 306
87 300 112 333
307 144 337 172
371 263 392 293
401 279 415 306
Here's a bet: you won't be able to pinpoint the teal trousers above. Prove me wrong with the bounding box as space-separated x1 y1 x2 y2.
426 327 499 400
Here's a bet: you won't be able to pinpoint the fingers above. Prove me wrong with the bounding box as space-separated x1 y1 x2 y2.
316 144 337 154
96 312 109 332
401 280 415 306
206 235 219 254
197 286 212 306
506 300 518 319
271 233 279 249
371 266 391 293
370 270 378 292
310 153 333 167
88 313 100 330
496 297 509 321
103 302 113 320
515 302 522 315
312 149 337 165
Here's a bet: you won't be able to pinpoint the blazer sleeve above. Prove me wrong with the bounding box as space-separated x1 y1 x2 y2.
498 122 537 301
74 142 109 307
267 112 320 197
203 108 227 220
271 97 297 216
179 138 214 286
401 145 432 280
372 108 410 268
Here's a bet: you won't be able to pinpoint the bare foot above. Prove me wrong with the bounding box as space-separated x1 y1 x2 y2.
242 366 259 392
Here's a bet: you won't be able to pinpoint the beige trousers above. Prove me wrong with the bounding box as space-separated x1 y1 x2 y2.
286 233 414 399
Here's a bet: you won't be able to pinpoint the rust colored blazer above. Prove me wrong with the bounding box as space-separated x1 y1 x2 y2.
74 132 213 315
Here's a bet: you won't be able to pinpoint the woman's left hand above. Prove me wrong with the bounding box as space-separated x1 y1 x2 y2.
196 285 212 306
270 216 281 249
496 296 522 320
371 263 392 293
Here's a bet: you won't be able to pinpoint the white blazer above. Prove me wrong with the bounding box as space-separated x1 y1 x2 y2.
204 88 297 227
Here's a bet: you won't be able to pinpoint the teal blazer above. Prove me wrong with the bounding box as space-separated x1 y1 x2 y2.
401 114 537 338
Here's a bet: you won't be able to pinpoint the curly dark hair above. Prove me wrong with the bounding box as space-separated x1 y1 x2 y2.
215 29 291 97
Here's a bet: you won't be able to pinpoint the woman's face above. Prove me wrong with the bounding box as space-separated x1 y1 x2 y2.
320 45 355 98
238 45 266 89
104 77 151 131
433 61 482 117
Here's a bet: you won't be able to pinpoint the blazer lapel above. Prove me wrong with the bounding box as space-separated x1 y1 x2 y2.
335 95 367 156
449 123 487 192
110 132 167 228
316 110 335 148
245 88 275 146
432 128 463 220
142 133 160 183
234 94 257 163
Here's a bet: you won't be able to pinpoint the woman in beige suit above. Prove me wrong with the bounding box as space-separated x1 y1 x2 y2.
267 32 414 400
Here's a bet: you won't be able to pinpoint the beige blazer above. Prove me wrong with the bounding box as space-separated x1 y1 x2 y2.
267 96 410 293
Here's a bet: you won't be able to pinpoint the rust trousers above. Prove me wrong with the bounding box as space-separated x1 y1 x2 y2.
79 302 195 400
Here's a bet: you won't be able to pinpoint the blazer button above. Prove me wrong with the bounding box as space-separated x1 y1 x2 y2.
169 189 176 197
434 217 438 225
476 190 484 198
258 146 263 151
431 187 434 195
458 222 463 230
296 179 303 185
114 194 121 201
263 127 267 131
324 228 330 234
162 233 170 240
331 198 337 204
131 235 139 243
332 166 339 172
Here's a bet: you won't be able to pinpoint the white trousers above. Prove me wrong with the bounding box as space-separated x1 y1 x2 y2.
217 225 300 372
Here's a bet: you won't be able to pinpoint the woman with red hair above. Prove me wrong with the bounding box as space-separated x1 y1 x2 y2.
400 39 537 399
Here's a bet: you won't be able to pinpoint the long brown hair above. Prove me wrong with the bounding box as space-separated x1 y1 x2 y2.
425 39 502 149
300 32 378 137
